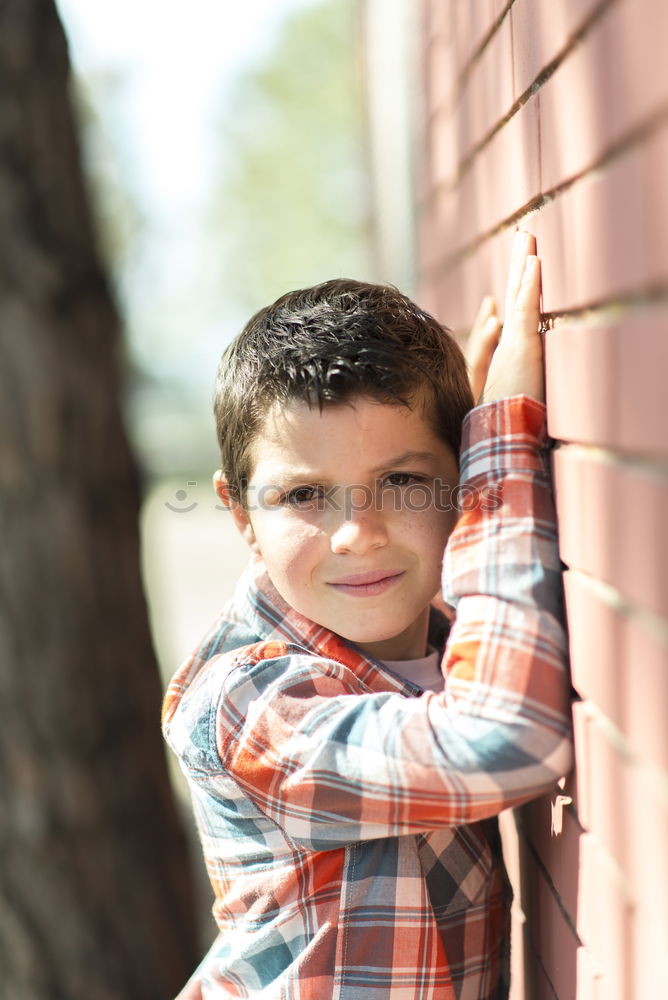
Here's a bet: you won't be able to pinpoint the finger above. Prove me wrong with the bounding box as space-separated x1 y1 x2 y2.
504 231 536 327
467 295 498 362
472 294 497 333
511 255 541 340
479 314 502 351
467 314 502 401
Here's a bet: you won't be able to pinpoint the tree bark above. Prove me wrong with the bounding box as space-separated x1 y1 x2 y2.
0 2 199 996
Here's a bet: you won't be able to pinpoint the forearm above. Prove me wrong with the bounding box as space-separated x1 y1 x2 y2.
441 395 572 802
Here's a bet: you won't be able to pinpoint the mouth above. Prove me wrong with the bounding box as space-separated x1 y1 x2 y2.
326 570 405 597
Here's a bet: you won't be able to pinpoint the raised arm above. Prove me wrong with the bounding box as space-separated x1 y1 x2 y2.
167 232 572 850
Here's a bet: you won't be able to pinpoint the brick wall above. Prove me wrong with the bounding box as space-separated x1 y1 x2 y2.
416 2 668 997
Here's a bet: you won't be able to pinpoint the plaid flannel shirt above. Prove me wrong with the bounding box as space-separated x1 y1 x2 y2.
162 395 572 999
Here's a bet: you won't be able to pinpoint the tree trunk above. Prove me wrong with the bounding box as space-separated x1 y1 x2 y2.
0 2 199 996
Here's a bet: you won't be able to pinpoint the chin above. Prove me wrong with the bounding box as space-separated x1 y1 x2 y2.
337 622 403 646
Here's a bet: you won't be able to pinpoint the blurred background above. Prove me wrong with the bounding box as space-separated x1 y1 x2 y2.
0 2 417 994
58 0 371 672
56 0 413 678
4 1 667 996
60 0 405 958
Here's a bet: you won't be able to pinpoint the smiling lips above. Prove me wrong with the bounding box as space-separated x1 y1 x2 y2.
326 570 405 597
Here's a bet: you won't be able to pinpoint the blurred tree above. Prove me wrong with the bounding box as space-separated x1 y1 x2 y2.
69 68 145 286
0 2 198 997
212 0 375 318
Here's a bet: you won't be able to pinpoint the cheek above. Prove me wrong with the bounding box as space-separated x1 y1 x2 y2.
402 503 456 544
253 517 323 590
405 508 456 579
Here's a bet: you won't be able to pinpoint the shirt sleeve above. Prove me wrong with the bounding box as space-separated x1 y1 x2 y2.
211 395 572 850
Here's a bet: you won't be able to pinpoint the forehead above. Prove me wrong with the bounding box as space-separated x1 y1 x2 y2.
247 394 454 480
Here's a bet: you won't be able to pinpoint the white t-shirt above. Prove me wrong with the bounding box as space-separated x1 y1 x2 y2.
382 647 444 693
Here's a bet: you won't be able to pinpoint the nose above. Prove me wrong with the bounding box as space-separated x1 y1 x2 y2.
330 487 388 555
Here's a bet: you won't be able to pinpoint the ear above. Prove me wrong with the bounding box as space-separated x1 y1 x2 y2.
213 470 261 554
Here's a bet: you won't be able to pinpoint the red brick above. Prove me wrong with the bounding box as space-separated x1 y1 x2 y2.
427 116 660 329
571 702 591 822
563 570 668 772
519 843 579 999
625 765 668 925
474 94 541 232
428 221 559 336
577 832 633 997
527 194 575 314
416 191 443 273
423 0 454 44
416 0 429 52
577 765 668 1000
552 446 668 618
572 702 633 871
539 0 668 191
576 945 605 1000
528 960 563 1000
431 241 490 333
622 612 668 772
433 97 541 256
531 138 656 312
425 35 457 121
643 125 668 289
510 0 609 99
423 4 668 316
565 149 653 302
572 700 668 940
451 15 515 173
427 21 516 194
432 152 480 256
563 571 625 721
518 789 581 927
625 770 668 993
414 278 440 324
431 228 517 334
429 108 461 192
546 306 668 459
452 0 510 77
630 913 668 999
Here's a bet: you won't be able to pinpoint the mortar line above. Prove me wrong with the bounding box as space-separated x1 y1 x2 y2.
425 100 668 277
437 0 621 190
514 811 584 946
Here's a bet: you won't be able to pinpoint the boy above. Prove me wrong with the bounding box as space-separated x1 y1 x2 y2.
162 232 572 999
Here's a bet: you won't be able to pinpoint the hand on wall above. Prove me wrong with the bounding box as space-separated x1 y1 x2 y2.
467 231 545 406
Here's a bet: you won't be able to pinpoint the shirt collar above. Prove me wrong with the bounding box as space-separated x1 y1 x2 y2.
234 555 450 695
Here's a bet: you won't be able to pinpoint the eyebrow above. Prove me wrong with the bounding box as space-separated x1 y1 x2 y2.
371 450 437 472
276 451 437 487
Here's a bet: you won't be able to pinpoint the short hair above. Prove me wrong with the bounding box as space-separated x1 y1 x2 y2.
214 278 473 504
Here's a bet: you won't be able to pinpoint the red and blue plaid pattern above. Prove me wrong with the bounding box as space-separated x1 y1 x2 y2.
162 395 572 999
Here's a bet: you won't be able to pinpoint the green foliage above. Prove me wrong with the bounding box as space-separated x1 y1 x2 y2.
212 0 374 317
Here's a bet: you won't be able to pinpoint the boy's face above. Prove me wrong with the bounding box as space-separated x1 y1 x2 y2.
222 395 459 661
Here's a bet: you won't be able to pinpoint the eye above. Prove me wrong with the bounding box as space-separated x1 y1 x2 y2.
282 485 325 508
382 472 427 488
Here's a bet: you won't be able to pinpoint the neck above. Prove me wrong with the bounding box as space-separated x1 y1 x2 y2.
355 607 429 662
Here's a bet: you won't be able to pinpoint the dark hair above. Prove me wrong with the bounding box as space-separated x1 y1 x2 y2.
214 278 473 504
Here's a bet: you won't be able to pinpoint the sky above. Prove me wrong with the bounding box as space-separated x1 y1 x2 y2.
56 0 319 217
54 0 323 366
53 0 359 662
54 0 325 472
